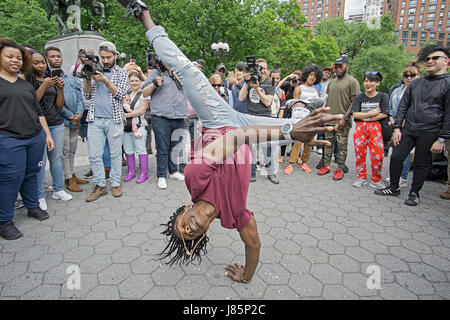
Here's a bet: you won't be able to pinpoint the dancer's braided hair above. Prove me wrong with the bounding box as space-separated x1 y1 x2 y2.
159 205 209 266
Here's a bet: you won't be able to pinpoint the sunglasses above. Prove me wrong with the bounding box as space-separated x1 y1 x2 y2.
424 55 447 62
403 73 417 78
211 84 223 88
365 71 380 76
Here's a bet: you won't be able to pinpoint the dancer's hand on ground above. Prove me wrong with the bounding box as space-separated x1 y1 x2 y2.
225 263 246 283
290 107 343 146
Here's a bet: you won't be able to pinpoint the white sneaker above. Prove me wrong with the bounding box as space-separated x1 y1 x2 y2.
352 178 367 188
168 172 185 181
385 177 390 183
158 177 167 189
52 190 73 201
370 181 386 189
39 198 47 211
399 178 408 188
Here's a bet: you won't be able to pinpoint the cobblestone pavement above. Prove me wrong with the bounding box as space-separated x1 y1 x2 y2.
1 132 449 300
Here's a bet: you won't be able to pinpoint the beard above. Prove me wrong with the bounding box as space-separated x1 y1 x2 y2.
337 68 347 79
103 59 116 69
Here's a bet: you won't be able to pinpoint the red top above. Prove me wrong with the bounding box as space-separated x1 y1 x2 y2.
184 126 254 231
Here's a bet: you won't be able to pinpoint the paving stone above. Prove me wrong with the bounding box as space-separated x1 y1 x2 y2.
346 247 375 263
258 263 290 285
80 255 112 273
264 286 300 299
98 264 131 285
203 286 240 300
310 264 342 285
322 284 359 300
112 247 141 264
63 246 94 263
84 285 119 300
289 274 323 297
318 240 346 255
176 275 211 299
118 274 153 299
329 255 360 273
273 240 301 255
143 286 180 300
22 285 60 300
1 273 43 297
0 262 28 283
29 254 63 273
395 272 435 295
301 246 329 264
409 263 447 283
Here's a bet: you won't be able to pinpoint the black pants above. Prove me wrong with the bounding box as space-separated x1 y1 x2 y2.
389 130 438 193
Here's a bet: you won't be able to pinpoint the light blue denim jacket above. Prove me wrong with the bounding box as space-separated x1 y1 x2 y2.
60 73 84 127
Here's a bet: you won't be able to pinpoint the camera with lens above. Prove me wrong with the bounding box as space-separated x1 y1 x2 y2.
147 51 167 73
80 52 104 79
245 55 262 85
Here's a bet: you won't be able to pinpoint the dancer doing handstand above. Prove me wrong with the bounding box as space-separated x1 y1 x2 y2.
116 0 344 283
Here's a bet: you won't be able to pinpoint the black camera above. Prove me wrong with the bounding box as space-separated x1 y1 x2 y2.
245 55 262 85
80 53 104 79
147 51 167 73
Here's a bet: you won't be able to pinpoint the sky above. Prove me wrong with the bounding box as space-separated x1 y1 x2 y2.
344 0 365 18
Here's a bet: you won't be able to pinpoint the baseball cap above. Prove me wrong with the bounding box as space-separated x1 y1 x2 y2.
216 63 226 72
235 61 246 72
334 56 349 65
99 41 119 55
323 67 331 72
196 59 205 67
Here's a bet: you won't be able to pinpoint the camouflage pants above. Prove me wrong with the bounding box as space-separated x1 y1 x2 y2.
324 122 350 170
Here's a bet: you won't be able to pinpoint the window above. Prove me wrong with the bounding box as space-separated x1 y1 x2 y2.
421 32 427 39
439 33 445 40
401 39 408 46
412 31 418 38
419 14 423 21
428 5 437 12
430 32 436 39
410 40 417 47
402 31 409 38
407 23 415 29
408 8 416 14
426 21 435 28
438 20 443 26
408 15 415 22
410 0 417 6
427 13 436 20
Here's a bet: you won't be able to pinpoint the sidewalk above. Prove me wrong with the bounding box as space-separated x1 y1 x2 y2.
0 135 449 300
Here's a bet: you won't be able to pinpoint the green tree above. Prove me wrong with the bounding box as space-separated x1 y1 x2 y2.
351 44 414 93
0 0 58 52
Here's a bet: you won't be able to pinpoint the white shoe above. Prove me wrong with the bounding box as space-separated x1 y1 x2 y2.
158 177 167 189
52 190 73 201
38 198 47 211
385 177 390 183
352 178 367 188
370 181 386 189
399 178 408 188
168 172 184 181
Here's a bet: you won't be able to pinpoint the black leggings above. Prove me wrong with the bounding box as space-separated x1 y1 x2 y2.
389 130 438 193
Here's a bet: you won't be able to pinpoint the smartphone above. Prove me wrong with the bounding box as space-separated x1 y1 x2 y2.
51 69 62 78
130 59 135 63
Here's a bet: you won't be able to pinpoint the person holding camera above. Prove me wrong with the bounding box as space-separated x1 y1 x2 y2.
83 41 129 201
142 55 187 190
239 58 279 184
276 70 302 163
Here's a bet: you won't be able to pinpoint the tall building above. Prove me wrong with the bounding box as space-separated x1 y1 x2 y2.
363 0 384 23
385 0 449 54
298 0 346 30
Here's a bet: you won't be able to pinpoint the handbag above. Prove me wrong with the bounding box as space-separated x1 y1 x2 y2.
380 118 393 143
124 91 142 132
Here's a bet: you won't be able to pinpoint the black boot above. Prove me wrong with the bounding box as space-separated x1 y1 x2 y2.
0 221 23 240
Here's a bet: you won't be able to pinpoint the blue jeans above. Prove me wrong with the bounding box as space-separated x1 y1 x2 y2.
146 26 296 130
122 127 148 155
401 153 411 180
152 115 185 177
38 123 65 198
88 117 124 187
103 139 111 170
0 130 46 223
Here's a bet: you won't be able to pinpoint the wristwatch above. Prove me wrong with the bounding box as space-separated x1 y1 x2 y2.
438 137 445 143
281 123 293 140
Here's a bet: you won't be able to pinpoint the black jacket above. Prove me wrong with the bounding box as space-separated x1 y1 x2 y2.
395 73 450 139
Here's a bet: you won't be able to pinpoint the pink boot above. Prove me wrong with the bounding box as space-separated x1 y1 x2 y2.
124 154 136 182
136 154 149 184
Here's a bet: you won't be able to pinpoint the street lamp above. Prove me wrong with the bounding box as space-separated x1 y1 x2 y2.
211 42 230 65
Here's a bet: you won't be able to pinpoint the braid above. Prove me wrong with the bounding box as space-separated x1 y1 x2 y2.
158 205 209 266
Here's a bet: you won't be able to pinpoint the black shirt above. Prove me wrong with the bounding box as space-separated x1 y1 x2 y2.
37 80 64 126
0 77 43 139
351 92 390 122
245 78 275 117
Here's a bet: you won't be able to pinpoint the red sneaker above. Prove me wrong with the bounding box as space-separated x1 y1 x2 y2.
317 166 330 175
333 169 344 180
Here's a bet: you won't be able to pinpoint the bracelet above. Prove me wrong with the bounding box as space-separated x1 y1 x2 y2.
241 274 251 283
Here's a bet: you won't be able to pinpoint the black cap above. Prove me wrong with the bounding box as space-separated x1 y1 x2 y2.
235 61 246 72
334 56 349 65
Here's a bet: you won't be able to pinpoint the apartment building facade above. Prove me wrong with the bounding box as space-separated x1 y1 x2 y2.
385 0 449 54
297 0 346 30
